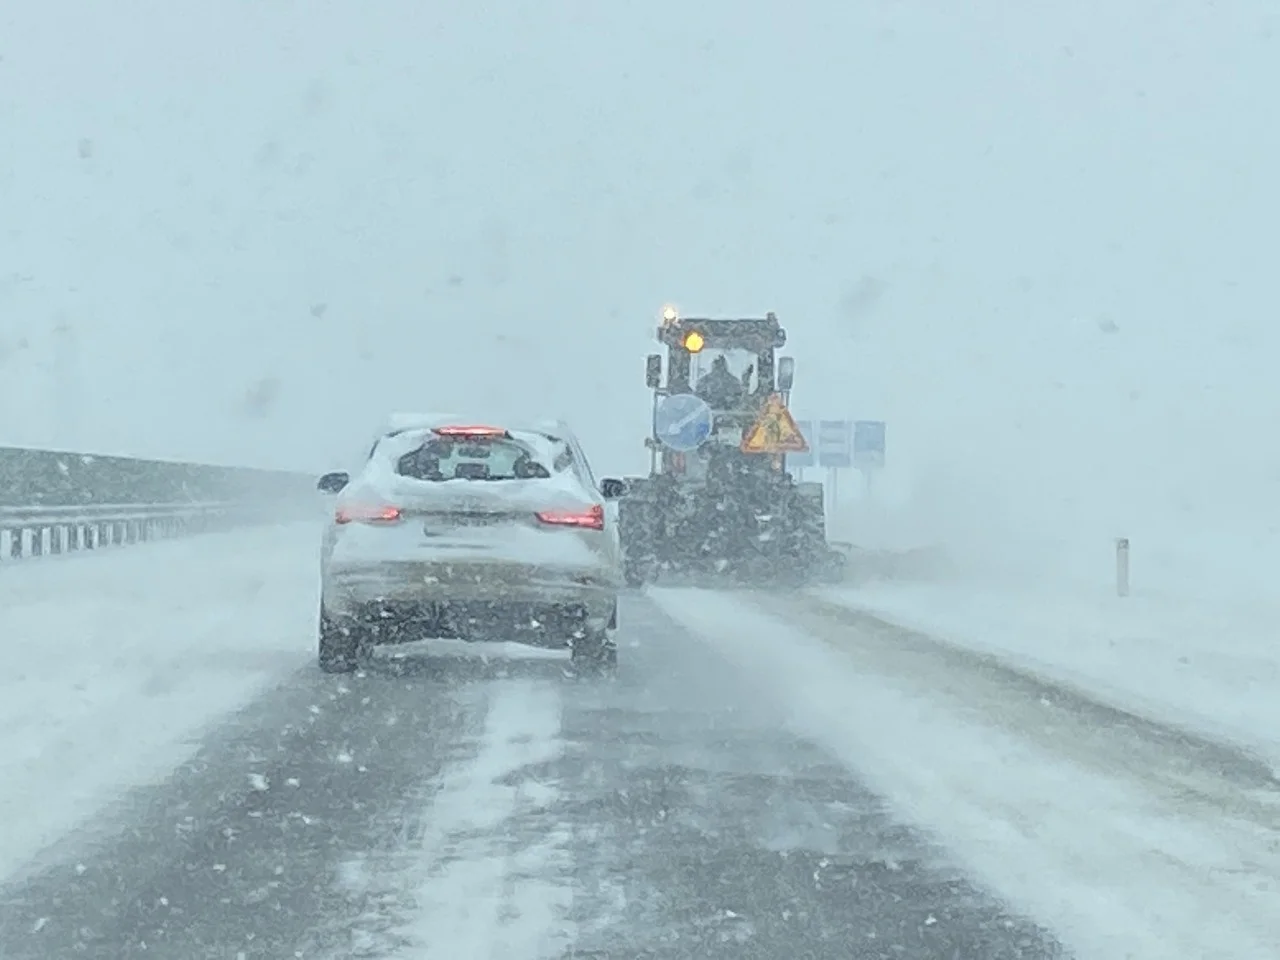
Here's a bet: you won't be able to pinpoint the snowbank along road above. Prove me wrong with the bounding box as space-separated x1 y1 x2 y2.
1 524 1277 958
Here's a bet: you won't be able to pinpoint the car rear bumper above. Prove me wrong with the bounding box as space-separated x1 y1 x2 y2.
322 559 619 642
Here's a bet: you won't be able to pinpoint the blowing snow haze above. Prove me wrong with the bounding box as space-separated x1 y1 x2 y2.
3 1 1278 582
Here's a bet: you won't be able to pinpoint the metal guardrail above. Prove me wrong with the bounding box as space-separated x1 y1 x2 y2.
0 442 320 561
0 501 278 560
0 444 315 508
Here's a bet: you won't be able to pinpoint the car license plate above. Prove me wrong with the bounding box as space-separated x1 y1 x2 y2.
424 515 501 537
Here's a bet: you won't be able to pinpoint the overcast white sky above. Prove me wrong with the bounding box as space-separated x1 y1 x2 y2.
3 0 1278 571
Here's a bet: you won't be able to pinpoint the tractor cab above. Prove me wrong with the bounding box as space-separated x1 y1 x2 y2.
643 308 797 478
649 308 793 402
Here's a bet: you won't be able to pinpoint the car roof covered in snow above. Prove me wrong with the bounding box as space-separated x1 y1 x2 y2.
354 421 587 498
368 414 580 469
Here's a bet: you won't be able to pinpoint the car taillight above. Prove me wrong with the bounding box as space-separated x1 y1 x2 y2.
536 504 605 531
335 505 402 525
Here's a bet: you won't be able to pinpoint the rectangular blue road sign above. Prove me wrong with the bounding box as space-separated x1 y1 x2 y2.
789 420 815 468
818 420 852 469
853 420 886 468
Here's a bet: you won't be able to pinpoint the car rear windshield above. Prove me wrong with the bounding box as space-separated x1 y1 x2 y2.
395 435 552 482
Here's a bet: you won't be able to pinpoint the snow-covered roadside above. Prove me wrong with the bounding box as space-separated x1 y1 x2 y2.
815 579 1280 772
651 586 1280 960
0 521 319 883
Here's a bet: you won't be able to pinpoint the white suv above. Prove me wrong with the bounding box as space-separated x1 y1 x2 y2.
315 414 627 674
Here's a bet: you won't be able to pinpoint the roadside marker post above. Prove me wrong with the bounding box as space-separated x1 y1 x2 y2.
1116 537 1130 598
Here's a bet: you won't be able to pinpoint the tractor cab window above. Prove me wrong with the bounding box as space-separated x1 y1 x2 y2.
692 348 756 394
692 347 760 412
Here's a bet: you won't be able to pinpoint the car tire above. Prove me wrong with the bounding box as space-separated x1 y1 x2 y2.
318 606 363 674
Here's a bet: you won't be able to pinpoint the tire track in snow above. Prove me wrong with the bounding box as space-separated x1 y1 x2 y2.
319 677 573 960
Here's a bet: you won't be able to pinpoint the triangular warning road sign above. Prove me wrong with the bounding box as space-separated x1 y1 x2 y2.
740 394 810 454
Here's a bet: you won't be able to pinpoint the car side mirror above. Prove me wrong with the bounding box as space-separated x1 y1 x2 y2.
317 471 350 494
600 478 628 500
645 354 662 389
777 356 795 392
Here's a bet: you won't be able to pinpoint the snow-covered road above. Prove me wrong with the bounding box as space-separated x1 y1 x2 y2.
658 589 1280 960
1 528 1277 958
0 522 318 882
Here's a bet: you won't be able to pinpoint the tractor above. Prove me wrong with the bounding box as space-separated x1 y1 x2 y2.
615 307 845 587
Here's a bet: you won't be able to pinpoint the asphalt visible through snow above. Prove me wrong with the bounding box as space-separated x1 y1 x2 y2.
0 593 1067 960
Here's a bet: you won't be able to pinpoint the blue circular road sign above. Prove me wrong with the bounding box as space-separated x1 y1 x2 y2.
653 393 714 452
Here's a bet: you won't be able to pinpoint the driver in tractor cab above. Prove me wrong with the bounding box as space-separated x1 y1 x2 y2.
696 355 746 410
